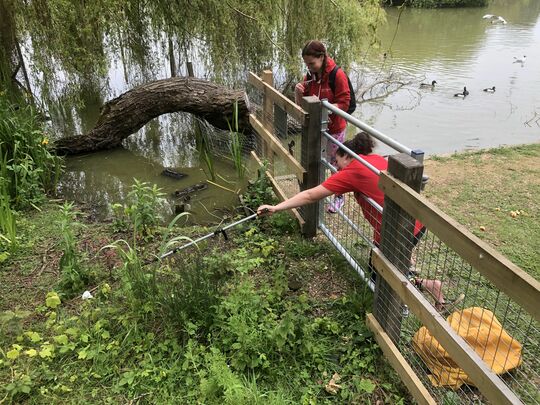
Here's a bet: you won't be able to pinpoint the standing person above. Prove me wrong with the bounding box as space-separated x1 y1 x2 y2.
294 40 352 213
258 132 463 312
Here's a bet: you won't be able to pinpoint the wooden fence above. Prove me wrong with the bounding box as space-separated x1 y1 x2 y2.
247 70 540 404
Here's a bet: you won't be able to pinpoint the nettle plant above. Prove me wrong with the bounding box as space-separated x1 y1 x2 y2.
58 202 92 296
110 179 165 237
242 162 274 210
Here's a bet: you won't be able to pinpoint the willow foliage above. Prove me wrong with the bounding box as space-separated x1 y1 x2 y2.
11 0 385 84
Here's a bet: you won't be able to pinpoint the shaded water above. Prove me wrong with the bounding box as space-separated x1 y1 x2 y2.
359 0 540 155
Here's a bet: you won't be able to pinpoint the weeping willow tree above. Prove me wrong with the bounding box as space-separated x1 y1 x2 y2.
8 0 384 87
1 0 385 146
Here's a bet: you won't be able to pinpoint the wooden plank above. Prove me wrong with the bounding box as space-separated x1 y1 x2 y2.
371 249 523 405
378 172 540 322
249 114 305 180
366 313 437 405
248 72 306 123
250 151 305 228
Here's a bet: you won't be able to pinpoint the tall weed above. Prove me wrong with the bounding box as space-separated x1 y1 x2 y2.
227 101 246 179
0 155 17 252
58 202 91 296
0 95 63 209
194 117 216 181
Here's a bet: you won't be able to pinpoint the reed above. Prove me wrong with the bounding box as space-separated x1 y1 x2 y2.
227 101 246 179
193 117 216 181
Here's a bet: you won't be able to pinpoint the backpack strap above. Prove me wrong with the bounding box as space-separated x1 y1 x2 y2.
328 65 339 95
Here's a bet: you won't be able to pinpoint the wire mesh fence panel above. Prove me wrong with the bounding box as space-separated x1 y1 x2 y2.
390 224 540 403
247 74 539 403
317 112 539 404
246 79 306 207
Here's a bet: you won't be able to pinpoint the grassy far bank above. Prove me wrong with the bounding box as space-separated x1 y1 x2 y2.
424 143 540 279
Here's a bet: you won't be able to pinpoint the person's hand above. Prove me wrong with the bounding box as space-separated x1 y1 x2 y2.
295 82 305 95
257 205 276 216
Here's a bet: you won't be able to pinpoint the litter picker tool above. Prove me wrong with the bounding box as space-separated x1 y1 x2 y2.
156 210 267 262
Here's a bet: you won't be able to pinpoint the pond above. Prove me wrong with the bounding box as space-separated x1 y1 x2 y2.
360 0 540 155
5 0 540 222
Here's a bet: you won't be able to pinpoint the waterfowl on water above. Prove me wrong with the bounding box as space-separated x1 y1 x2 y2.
513 55 527 64
483 86 496 92
454 87 469 97
483 14 507 24
420 80 437 88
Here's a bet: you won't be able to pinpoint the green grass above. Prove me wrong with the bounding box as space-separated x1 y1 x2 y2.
425 143 540 278
0 204 408 404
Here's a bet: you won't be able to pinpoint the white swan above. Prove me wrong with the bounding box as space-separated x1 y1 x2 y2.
513 55 527 64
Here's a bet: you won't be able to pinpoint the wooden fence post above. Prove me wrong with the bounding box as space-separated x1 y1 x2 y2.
261 70 275 174
300 96 322 238
374 153 424 343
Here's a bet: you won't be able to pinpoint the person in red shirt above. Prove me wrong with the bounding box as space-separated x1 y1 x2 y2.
257 132 463 312
294 40 351 212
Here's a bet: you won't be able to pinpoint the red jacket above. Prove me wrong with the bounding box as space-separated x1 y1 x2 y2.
322 157 424 244
302 56 350 134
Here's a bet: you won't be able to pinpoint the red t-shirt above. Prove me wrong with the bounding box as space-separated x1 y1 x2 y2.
322 156 423 244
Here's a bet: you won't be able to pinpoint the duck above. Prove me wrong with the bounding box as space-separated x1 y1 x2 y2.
420 80 437 88
454 87 469 97
483 86 496 92
513 55 527 64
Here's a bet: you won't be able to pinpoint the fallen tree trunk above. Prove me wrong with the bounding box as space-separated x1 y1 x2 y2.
53 77 251 155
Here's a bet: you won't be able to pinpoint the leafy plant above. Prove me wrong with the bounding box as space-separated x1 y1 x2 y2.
0 95 63 210
58 202 91 296
110 179 165 238
242 161 274 210
0 161 17 252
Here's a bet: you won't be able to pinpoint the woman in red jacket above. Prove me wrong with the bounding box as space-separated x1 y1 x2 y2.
294 40 351 212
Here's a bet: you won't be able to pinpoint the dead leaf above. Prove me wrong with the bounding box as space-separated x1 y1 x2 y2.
325 372 342 395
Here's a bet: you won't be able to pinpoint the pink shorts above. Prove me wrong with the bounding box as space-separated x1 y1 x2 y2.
326 129 346 167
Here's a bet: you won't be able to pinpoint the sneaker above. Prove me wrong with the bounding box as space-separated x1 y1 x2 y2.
327 195 345 214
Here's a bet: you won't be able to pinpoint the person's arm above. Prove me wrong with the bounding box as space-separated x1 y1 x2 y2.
258 185 333 216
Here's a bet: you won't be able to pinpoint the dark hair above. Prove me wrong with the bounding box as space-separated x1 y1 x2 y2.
302 40 327 76
337 132 375 156
302 40 326 58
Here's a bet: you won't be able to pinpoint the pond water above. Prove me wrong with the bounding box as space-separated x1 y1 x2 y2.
360 0 540 155
9 0 540 221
